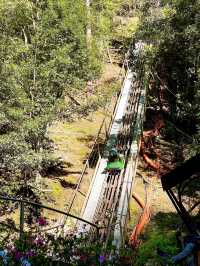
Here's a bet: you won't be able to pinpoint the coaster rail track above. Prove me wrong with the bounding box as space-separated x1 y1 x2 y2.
58 59 128 230
92 72 146 246
78 43 147 248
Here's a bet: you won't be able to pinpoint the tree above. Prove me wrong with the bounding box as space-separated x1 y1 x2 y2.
135 0 200 139
0 0 101 195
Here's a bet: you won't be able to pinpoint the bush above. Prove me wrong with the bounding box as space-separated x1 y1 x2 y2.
135 230 178 266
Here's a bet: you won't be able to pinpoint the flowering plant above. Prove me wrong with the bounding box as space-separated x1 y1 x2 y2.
0 232 133 265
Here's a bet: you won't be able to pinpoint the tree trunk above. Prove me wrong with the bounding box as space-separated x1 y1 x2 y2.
86 0 92 46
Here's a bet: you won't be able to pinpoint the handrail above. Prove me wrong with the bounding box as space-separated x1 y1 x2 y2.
0 195 100 234
60 115 109 230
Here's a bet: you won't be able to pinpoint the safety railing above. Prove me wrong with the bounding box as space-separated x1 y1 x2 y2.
0 195 100 240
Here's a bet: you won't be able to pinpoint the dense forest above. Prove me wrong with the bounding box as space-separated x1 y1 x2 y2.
0 0 199 265
139 0 200 155
0 0 133 195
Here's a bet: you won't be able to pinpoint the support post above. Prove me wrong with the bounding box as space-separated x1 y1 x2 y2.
19 201 25 240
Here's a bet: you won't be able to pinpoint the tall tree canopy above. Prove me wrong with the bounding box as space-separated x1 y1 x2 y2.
0 0 101 193
0 0 134 194
135 0 200 153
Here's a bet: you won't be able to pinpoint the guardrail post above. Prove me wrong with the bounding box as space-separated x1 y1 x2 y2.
96 227 100 241
119 221 124 247
19 200 25 240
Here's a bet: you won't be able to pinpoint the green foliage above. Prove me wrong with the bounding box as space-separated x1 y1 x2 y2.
91 0 138 54
135 229 178 266
135 0 200 150
0 231 133 265
131 2 200 263
0 0 138 192
0 0 104 193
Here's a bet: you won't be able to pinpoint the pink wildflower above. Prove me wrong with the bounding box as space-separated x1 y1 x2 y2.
6 244 15 253
37 217 47 226
34 237 45 246
26 250 35 257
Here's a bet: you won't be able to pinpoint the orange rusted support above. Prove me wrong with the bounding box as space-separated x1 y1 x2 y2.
142 153 160 170
129 202 151 248
132 192 145 209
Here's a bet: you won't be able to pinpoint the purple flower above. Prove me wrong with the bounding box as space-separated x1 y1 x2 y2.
14 251 23 260
26 250 35 258
99 254 106 264
34 237 45 246
37 217 47 226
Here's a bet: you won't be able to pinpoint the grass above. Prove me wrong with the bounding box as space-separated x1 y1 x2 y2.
134 228 178 266
49 110 107 167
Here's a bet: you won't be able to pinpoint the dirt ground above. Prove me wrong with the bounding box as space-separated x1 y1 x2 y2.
129 157 176 231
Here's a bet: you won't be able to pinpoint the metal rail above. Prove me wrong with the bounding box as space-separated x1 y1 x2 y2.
91 80 139 228
92 77 143 243
0 195 99 239
80 43 147 248
113 83 146 248
78 69 134 234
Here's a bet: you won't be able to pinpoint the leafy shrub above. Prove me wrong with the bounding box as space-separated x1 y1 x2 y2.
135 230 178 266
0 231 134 266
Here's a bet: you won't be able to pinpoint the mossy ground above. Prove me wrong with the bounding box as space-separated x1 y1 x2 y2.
45 110 108 221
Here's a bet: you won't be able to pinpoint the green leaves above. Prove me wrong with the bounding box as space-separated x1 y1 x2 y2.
137 0 200 131
0 0 130 194
0 0 101 191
